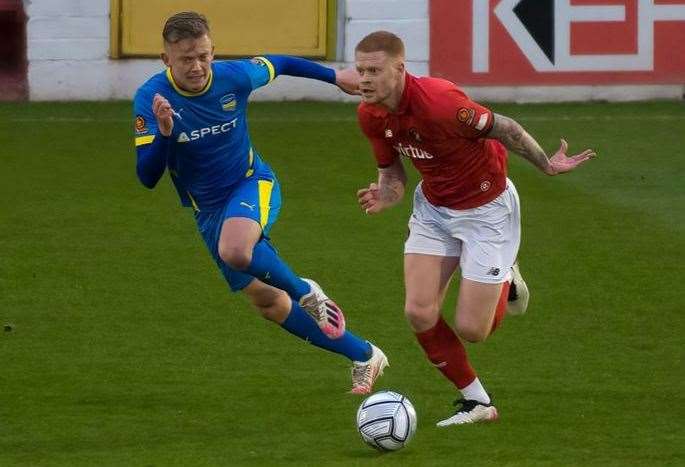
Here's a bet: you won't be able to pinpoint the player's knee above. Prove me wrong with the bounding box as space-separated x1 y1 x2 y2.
404 302 438 332
455 318 489 343
219 244 252 270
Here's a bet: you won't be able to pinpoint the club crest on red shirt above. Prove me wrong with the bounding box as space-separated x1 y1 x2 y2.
409 128 421 142
457 107 475 126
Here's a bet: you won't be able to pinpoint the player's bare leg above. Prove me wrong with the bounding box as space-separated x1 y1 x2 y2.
243 279 347 342
218 217 345 339
218 217 262 270
435 279 507 427
404 254 459 333
455 279 506 343
242 279 291 323
403 254 497 425
243 279 384 392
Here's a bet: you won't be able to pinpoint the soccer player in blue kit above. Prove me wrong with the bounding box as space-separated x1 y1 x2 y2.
133 12 387 394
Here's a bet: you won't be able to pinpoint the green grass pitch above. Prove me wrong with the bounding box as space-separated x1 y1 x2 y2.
1 100 683 466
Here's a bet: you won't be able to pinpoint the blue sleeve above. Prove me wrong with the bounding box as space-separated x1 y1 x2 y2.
133 88 168 189
264 55 336 84
234 55 336 91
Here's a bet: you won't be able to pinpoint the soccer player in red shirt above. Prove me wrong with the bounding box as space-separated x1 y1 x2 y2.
355 31 595 426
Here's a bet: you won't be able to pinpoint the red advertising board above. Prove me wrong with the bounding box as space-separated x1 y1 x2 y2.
430 0 685 85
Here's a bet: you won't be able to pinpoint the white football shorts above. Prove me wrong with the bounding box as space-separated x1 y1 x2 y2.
404 178 521 284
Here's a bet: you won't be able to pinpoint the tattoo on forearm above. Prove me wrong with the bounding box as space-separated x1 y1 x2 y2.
379 179 403 204
378 164 406 206
490 114 550 171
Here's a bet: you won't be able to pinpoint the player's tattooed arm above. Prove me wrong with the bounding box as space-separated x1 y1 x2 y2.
488 113 553 174
488 113 596 175
377 159 407 205
357 158 407 214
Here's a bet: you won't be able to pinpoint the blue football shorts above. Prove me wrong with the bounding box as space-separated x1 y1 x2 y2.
195 163 282 291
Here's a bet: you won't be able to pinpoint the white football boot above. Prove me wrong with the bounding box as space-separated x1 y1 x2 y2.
299 278 346 339
507 262 529 316
436 398 499 427
350 344 389 395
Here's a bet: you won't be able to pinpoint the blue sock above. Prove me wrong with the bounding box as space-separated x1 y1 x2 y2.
281 301 372 362
246 240 310 300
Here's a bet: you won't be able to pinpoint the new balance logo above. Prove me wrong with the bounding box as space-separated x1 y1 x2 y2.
487 267 501 276
432 361 448 368
240 202 255 211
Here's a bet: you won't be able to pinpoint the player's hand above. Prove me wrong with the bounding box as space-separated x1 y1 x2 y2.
545 139 596 175
357 183 384 215
152 93 174 137
335 67 361 95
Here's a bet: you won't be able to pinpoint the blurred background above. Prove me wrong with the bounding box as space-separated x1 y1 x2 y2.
2 0 683 102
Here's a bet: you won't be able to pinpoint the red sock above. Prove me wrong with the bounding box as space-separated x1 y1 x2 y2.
490 281 511 335
415 317 476 389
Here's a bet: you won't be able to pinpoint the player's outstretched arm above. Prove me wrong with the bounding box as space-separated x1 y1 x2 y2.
357 158 407 215
263 55 359 95
488 113 596 175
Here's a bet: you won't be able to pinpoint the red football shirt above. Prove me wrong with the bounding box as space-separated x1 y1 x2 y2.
357 73 508 210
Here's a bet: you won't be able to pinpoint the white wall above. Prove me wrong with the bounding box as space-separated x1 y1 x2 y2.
27 0 166 100
27 0 429 101
25 0 683 102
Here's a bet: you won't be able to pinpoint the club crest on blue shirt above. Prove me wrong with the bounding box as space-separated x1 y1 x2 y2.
135 115 147 134
220 93 237 111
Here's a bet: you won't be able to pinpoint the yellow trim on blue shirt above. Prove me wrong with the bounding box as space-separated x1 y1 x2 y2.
135 135 155 146
254 56 275 83
166 68 213 97
245 148 255 178
258 180 274 228
187 191 200 212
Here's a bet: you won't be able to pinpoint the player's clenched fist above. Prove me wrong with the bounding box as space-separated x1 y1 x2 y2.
152 93 174 137
357 183 383 215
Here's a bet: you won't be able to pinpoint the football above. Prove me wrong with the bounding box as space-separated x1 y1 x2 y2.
356 390 417 451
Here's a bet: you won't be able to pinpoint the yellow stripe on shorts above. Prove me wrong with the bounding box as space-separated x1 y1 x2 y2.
258 179 274 228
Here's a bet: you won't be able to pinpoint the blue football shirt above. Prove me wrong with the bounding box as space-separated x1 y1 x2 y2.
133 57 275 210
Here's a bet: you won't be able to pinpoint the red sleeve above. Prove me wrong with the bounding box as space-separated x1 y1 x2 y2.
440 86 494 140
367 137 397 168
357 105 397 168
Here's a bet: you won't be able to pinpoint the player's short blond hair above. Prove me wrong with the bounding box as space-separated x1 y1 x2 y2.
163 11 210 44
355 31 405 58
